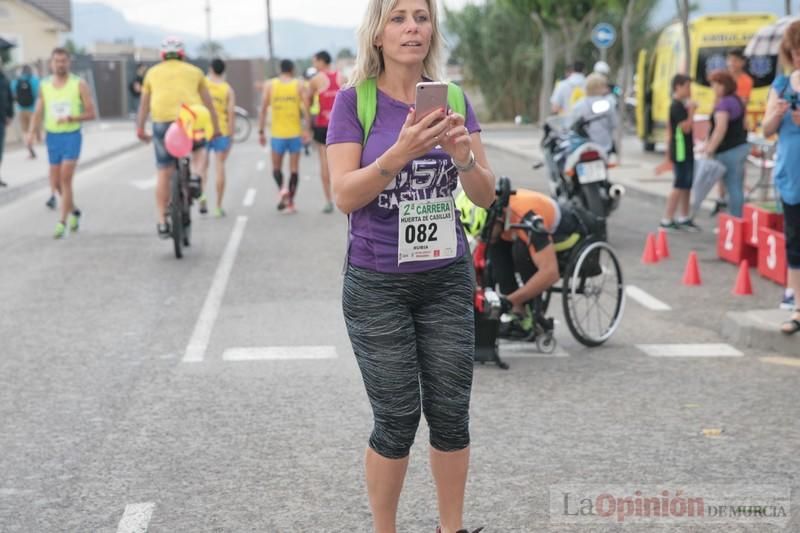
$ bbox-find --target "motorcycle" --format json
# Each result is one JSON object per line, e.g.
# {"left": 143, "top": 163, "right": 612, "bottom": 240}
{"left": 537, "top": 99, "right": 625, "bottom": 224}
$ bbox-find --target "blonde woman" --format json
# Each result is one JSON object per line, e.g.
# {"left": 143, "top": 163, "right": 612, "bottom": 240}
{"left": 326, "top": 1, "right": 494, "bottom": 532}
{"left": 569, "top": 72, "right": 618, "bottom": 155}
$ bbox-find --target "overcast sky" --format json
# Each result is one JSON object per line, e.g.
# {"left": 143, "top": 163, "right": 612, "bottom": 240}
{"left": 76, "top": 0, "right": 482, "bottom": 38}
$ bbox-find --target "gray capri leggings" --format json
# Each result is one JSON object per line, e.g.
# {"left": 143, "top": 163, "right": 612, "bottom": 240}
{"left": 343, "top": 255, "right": 475, "bottom": 459}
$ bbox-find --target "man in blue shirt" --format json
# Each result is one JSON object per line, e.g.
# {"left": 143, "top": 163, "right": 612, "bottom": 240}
{"left": 11, "top": 65, "right": 40, "bottom": 160}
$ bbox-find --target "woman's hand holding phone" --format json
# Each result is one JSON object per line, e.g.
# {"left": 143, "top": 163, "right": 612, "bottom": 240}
{"left": 439, "top": 112, "right": 472, "bottom": 165}
{"left": 388, "top": 107, "right": 451, "bottom": 163}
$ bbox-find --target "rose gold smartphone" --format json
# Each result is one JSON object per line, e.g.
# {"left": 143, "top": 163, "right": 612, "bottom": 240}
{"left": 414, "top": 82, "right": 448, "bottom": 125}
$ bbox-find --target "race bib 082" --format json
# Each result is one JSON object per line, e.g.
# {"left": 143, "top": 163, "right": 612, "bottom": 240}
{"left": 397, "top": 197, "right": 457, "bottom": 264}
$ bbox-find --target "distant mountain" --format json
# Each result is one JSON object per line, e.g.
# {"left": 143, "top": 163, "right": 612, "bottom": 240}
{"left": 71, "top": 3, "right": 358, "bottom": 59}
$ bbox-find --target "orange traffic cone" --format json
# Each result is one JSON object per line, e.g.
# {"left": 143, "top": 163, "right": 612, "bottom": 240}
{"left": 682, "top": 251, "right": 702, "bottom": 285}
{"left": 656, "top": 228, "right": 671, "bottom": 259}
{"left": 642, "top": 233, "right": 660, "bottom": 264}
{"left": 733, "top": 260, "right": 753, "bottom": 296}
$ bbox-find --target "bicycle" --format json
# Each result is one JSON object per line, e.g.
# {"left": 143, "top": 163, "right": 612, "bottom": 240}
{"left": 472, "top": 178, "right": 626, "bottom": 369}
{"left": 169, "top": 157, "right": 192, "bottom": 259}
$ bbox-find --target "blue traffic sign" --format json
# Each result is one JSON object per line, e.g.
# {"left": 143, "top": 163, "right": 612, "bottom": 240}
{"left": 591, "top": 23, "right": 617, "bottom": 49}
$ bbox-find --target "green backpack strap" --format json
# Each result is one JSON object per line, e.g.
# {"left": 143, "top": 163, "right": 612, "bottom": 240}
{"left": 356, "top": 78, "right": 378, "bottom": 145}
{"left": 356, "top": 79, "right": 467, "bottom": 146}
{"left": 447, "top": 82, "right": 466, "bottom": 117}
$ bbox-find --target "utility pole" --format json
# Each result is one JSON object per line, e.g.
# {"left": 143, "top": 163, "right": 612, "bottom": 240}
{"left": 205, "top": 0, "right": 212, "bottom": 59}
{"left": 266, "top": 0, "right": 276, "bottom": 76}
{"left": 786, "top": 0, "right": 792, "bottom": 16}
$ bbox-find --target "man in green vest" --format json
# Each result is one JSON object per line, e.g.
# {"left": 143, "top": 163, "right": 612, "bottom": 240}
{"left": 27, "top": 48, "right": 96, "bottom": 239}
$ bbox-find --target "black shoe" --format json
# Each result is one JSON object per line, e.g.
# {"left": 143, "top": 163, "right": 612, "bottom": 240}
{"left": 0, "top": 178, "right": 7, "bottom": 187}
{"left": 710, "top": 200, "right": 727, "bottom": 217}
{"left": 678, "top": 218, "right": 702, "bottom": 233}
{"left": 157, "top": 222, "right": 170, "bottom": 239}
{"left": 45, "top": 195, "right": 56, "bottom": 210}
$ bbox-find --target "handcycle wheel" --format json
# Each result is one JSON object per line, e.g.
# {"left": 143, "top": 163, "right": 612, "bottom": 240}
{"left": 561, "top": 240, "right": 625, "bottom": 347}
{"left": 170, "top": 168, "right": 184, "bottom": 259}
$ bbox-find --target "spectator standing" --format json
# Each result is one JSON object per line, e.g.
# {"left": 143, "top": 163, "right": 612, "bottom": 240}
{"left": 727, "top": 49, "right": 753, "bottom": 107}
{"left": 11, "top": 64, "right": 38, "bottom": 159}
{"left": 703, "top": 70, "right": 748, "bottom": 218}
{"left": 660, "top": 74, "right": 700, "bottom": 231}
{"left": 762, "top": 20, "right": 800, "bottom": 335}
{"left": 710, "top": 48, "right": 755, "bottom": 214}
{"left": 129, "top": 63, "right": 147, "bottom": 117}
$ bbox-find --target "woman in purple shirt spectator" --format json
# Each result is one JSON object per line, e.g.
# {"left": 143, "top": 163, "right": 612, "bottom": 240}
{"left": 326, "top": 1, "right": 494, "bottom": 532}
{"left": 704, "top": 69, "right": 749, "bottom": 217}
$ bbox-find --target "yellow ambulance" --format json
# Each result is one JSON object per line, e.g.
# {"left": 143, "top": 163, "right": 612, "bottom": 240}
{"left": 636, "top": 13, "right": 777, "bottom": 151}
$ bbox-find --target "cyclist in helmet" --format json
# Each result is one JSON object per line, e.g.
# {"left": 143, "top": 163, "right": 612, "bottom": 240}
{"left": 459, "top": 179, "right": 572, "bottom": 333}
{"left": 136, "top": 36, "right": 221, "bottom": 238}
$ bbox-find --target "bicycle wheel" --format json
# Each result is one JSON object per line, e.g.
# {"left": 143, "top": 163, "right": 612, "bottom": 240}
{"left": 180, "top": 159, "right": 191, "bottom": 248}
{"left": 233, "top": 111, "right": 251, "bottom": 143}
{"left": 561, "top": 240, "right": 625, "bottom": 346}
{"left": 170, "top": 168, "right": 184, "bottom": 259}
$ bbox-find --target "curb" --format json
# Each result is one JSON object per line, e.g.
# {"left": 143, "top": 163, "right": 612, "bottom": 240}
{"left": 482, "top": 139, "right": 670, "bottom": 206}
{"left": 722, "top": 309, "right": 798, "bottom": 355}
{"left": 0, "top": 141, "right": 142, "bottom": 208}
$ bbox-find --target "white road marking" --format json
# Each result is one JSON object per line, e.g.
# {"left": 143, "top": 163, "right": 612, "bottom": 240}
{"left": 223, "top": 346, "right": 338, "bottom": 361}
{"left": 625, "top": 285, "right": 672, "bottom": 311}
{"left": 131, "top": 177, "right": 157, "bottom": 190}
{"left": 760, "top": 356, "right": 800, "bottom": 368}
{"left": 116, "top": 502, "right": 155, "bottom": 533}
{"left": 256, "top": 160, "right": 266, "bottom": 171}
{"left": 242, "top": 188, "right": 257, "bottom": 207}
{"left": 183, "top": 216, "right": 248, "bottom": 363}
{"left": 636, "top": 343, "right": 744, "bottom": 357}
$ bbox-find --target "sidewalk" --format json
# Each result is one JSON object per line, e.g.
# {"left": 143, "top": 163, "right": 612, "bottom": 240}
{"left": 0, "top": 120, "right": 141, "bottom": 206}
{"left": 481, "top": 124, "right": 770, "bottom": 206}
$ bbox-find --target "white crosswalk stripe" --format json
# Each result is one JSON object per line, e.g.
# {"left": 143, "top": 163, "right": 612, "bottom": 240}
{"left": 636, "top": 343, "right": 744, "bottom": 357}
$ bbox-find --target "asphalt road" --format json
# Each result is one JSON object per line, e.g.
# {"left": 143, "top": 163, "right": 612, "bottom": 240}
{"left": 0, "top": 139, "right": 798, "bottom": 532}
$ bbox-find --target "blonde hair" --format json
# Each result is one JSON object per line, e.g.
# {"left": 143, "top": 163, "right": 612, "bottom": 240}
{"left": 348, "top": 0, "right": 443, "bottom": 87}
{"left": 585, "top": 73, "right": 608, "bottom": 97}
{"left": 780, "top": 20, "right": 800, "bottom": 69}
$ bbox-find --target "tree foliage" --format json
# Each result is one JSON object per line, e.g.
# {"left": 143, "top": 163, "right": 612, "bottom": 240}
{"left": 446, "top": 0, "right": 661, "bottom": 121}
{"left": 445, "top": 2, "right": 541, "bottom": 120}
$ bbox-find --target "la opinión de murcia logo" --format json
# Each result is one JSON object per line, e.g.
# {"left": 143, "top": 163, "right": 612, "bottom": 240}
{"left": 553, "top": 487, "right": 790, "bottom": 524}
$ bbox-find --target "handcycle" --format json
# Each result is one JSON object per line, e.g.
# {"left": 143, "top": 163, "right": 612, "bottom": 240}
{"left": 471, "top": 178, "right": 626, "bottom": 369}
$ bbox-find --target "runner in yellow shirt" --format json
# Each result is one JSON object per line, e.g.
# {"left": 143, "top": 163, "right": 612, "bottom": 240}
{"left": 200, "top": 58, "right": 236, "bottom": 217}
{"left": 27, "top": 47, "right": 96, "bottom": 239}
{"left": 258, "top": 59, "right": 311, "bottom": 213}
{"left": 136, "top": 36, "right": 220, "bottom": 238}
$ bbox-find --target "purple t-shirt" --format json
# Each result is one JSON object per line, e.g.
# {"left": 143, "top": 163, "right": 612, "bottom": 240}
{"left": 327, "top": 85, "right": 481, "bottom": 274}
{"left": 714, "top": 95, "right": 744, "bottom": 121}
